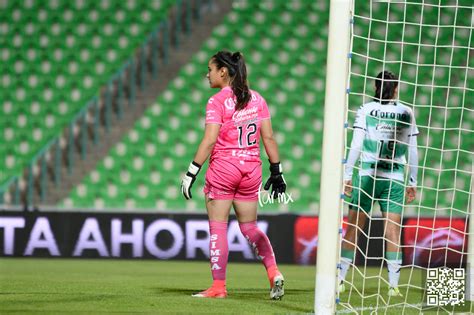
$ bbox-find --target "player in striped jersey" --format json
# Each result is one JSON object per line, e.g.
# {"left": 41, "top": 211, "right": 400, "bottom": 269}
{"left": 338, "top": 71, "right": 419, "bottom": 297}
{"left": 181, "top": 51, "right": 286, "bottom": 299}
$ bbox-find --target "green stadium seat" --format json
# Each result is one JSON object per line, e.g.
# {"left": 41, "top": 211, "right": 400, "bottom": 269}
{"left": 58, "top": 0, "right": 472, "bottom": 214}
{"left": 0, "top": 0, "right": 176, "bottom": 188}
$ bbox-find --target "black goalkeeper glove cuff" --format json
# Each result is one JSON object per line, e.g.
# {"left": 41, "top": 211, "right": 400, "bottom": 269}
{"left": 269, "top": 161, "right": 283, "bottom": 176}
{"left": 264, "top": 161, "right": 287, "bottom": 199}
{"left": 181, "top": 161, "right": 201, "bottom": 200}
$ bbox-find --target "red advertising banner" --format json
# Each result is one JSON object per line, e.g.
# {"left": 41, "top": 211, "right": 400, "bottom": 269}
{"left": 294, "top": 216, "right": 319, "bottom": 264}
{"left": 294, "top": 216, "right": 349, "bottom": 265}
{"left": 403, "top": 218, "right": 468, "bottom": 267}
{"left": 294, "top": 216, "right": 469, "bottom": 267}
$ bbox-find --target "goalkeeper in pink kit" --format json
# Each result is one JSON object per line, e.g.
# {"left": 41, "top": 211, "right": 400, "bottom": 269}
{"left": 181, "top": 51, "right": 286, "bottom": 299}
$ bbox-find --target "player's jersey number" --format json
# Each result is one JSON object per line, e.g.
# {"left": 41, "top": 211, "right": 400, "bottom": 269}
{"left": 238, "top": 123, "right": 257, "bottom": 148}
{"left": 378, "top": 140, "right": 396, "bottom": 159}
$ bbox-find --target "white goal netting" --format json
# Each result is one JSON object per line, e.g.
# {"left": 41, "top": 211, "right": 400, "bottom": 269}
{"left": 339, "top": 0, "right": 473, "bottom": 313}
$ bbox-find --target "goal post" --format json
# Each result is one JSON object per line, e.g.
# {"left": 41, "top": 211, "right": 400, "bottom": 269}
{"left": 314, "top": 0, "right": 352, "bottom": 314}
{"left": 316, "top": 0, "right": 473, "bottom": 313}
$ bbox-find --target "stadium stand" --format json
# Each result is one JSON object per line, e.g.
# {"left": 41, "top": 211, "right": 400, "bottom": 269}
{"left": 0, "top": 0, "right": 212, "bottom": 207}
{"left": 62, "top": 0, "right": 471, "bottom": 214}
{"left": 1, "top": 0, "right": 174, "bottom": 185}
{"left": 1, "top": 0, "right": 470, "bottom": 215}
{"left": 61, "top": 1, "right": 329, "bottom": 212}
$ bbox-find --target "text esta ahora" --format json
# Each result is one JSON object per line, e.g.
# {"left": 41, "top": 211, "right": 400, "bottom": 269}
{"left": 0, "top": 217, "right": 268, "bottom": 259}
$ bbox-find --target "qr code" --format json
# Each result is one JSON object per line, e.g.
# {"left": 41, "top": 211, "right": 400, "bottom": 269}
{"left": 426, "top": 267, "right": 465, "bottom": 306}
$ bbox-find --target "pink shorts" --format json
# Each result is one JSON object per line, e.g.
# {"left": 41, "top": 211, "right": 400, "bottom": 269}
{"left": 203, "top": 158, "right": 262, "bottom": 201}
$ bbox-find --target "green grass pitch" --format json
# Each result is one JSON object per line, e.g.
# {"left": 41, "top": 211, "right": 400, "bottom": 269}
{"left": 1, "top": 259, "right": 472, "bottom": 314}
{"left": 337, "top": 266, "right": 472, "bottom": 314}
{"left": 0, "top": 258, "right": 315, "bottom": 314}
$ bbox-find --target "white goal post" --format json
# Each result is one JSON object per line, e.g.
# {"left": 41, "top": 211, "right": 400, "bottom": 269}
{"left": 315, "top": 0, "right": 473, "bottom": 314}
{"left": 314, "top": 0, "right": 351, "bottom": 314}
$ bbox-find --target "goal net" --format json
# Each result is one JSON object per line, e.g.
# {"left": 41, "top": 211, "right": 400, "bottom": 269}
{"left": 337, "top": 0, "right": 473, "bottom": 314}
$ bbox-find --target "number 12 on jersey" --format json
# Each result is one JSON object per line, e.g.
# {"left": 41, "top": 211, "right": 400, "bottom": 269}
{"left": 238, "top": 123, "right": 257, "bottom": 148}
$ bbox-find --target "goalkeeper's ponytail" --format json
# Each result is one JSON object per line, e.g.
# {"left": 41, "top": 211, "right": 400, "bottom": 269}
{"left": 211, "top": 51, "right": 251, "bottom": 111}
{"left": 374, "top": 70, "right": 398, "bottom": 105}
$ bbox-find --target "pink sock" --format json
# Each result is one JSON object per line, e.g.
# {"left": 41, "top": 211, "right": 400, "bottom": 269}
{"left": 209, "top": 221, "right": 229, "bottom": 283}
{"left": 239, "top": 221, "right": 277, "bottom": 270}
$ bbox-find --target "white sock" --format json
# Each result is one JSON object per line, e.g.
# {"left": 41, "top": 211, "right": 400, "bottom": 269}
{"left": 339, "top": 257, "right": 352, "bottom": 283}
{"left": 387, "top": 259, "right": 402, "bottom": 288}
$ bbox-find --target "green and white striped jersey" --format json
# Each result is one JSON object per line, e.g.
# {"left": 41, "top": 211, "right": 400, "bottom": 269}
{"left": 347, "top": 101, "right": 419, "bottom": 182}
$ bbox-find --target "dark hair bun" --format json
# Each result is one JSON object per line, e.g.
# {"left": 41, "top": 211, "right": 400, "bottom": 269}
{"left": 231, "top": 51, "right": 241, "bottom": 62}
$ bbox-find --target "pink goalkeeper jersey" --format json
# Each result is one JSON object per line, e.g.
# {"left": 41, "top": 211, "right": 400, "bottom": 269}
{"left": 205, "top": 86, "right": 270, "bottom": 162}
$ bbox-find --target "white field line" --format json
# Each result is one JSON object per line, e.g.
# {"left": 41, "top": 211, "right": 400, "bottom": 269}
{"left": 336, "top": 302, "right": 425, "bottom": 314}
